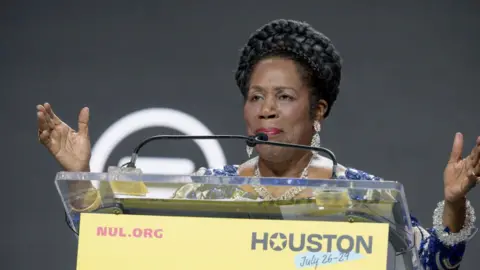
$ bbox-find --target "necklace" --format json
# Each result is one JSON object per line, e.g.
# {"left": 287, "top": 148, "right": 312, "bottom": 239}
{"left": 253, "top": 154, "right": 315, "bottom": 200}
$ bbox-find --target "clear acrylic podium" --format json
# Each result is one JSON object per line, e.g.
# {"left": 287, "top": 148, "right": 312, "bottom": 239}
{"left": 55, "top": 168, "right": 423, "bottom": 270}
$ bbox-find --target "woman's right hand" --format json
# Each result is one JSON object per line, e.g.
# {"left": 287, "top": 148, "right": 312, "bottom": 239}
{"left": 37, "top": 103, "right": 91, "bottom": 172}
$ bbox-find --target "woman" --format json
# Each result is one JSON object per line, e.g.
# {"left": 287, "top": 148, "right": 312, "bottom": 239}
{"left": 37, "top": 19, "right": 478, "bottom": 269}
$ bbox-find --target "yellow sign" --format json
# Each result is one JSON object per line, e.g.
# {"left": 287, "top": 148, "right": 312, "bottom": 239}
{"left": 77, "top": 213, "right": 389, "bottom": 270}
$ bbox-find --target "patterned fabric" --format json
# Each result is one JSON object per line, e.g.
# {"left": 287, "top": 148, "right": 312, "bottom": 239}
{"left": 172, "top": 164, "right": 472, "bottom": 270}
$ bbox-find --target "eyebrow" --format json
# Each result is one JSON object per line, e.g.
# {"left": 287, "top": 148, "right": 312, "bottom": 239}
{"left": 249, "top": 85, "right": 297, "bottom": 92}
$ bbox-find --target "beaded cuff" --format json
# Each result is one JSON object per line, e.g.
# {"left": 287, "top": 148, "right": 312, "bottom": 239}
{"left": 432, "top": 200, "right": 477, "bottom": 247}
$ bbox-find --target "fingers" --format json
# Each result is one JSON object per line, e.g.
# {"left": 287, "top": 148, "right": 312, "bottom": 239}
{"left": 37, "top": 104, "right": 51, "bottom": 146}
{"left": 472, "top": 136, "right": 480, "bottom": 163}
{"left": 36, "top": 104, "right": 46, "bottom": 113}
{"left": 44, "top": 102, "right": 61, "bottom": 125}
{"left": 463, "top": 136, "right": 480, "bottom": 192}
{"left": 37, "top": 103, "right": 55, "bottom": 129}
{"left": 78, "top": 107, "right": 89, "bottom": 136}
{"left": 37, "top": 106, "right": 49, "bottom": 133}
{"left": 469, "top": 136, "right": 480, "bottom": 174}
{"left": 38, "top": 129, "right": 51, "bottom": 147}
{"left": 449, "top": 132, "right": 464, "bottom": 163}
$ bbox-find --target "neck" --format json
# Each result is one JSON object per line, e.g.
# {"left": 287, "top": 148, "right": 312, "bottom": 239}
{"left": 257, "top": 151, "right": 313, "bottom": 178}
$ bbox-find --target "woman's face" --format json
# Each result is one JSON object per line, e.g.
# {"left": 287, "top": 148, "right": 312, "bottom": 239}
{"left": 243, "top": 57, "right": 326, "bottom": 161}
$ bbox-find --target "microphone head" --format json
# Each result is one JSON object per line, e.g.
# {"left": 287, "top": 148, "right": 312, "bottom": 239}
{"left": 255, "top": 132, "right": 269, "bottom": 141}
{"left": 246, "top": 132, "right": 269, "bottom": 147}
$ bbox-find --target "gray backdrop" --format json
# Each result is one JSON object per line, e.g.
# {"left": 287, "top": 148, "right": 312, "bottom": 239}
{"left": 2, "top": 0, "right": 479, "bottom": 269}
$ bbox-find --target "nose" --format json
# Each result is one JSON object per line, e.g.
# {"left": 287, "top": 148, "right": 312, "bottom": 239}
{"left": 259, "top": 97, "right": 278, "bottom": 119}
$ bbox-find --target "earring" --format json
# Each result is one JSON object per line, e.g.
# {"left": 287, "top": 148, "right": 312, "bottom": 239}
{"left": 311, "top": 121, "right": 321, "bottom": 150}
{"left": 246, "top": 145, "right": 253, "bottom": 158}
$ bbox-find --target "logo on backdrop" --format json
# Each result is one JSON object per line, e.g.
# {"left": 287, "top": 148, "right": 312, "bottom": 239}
{"left": 89, "top": 108, "right": 227, "bottom": 174}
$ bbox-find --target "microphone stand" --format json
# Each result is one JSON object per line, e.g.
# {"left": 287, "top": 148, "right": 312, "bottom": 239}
{"left": 124, "top": 133, "right": 337, "bottom": 177}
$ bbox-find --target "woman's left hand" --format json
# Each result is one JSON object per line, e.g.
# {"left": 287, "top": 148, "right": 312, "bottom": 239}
{"left": 444, "top": 132, "right": 480, "bottom": 203}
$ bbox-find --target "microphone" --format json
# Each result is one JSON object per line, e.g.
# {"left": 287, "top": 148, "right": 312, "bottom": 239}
{"left": 124, "top": 133, "right": 337, "bottom": 177}
{"left": 248, "top": 133, "right": 337, "bottom": 177}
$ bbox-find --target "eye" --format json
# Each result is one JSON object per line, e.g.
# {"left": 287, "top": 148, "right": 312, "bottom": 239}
{"left": 249, "top": 95, "right": 262, "bottom": 101}
{"left": 279, "top": 94, "right": 293, "bottom": 101}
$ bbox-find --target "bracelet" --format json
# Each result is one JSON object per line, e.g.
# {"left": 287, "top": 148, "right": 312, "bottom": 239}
{"left": 432, "top": 200, "right": 476, "bottom": 246}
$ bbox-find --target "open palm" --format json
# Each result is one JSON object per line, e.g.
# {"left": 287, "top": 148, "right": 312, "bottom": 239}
{"left": 444, "top": 132, "right": 480, "bottom": 203}
{"left": 37, "top": 103, "right": 91, "bottom": 172}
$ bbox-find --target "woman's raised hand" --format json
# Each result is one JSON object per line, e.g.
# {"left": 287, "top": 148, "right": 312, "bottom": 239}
{"left": 37, "top": 103, "right": 91, "bottom": 172}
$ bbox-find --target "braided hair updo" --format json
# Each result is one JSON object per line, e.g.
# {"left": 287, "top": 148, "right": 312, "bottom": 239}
{"left": 235, "top": 19, "right": 342, "bottom": 118}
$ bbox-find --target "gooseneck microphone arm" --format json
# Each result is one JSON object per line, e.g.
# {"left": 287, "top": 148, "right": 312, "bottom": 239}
{"left": 125, "top": 133, "right": 337, "bottom": 177}
{"left": 126, "top": 135, "right": 253, "bottom": 167}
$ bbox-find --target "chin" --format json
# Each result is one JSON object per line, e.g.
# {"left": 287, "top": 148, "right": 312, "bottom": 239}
{"left": 256, "top": 145, "right": 293, "bottom": 162}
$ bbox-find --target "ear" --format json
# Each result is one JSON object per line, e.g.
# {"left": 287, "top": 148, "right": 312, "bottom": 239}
{"left": 314, "top": 100, "right": 328, "bottom": 121}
